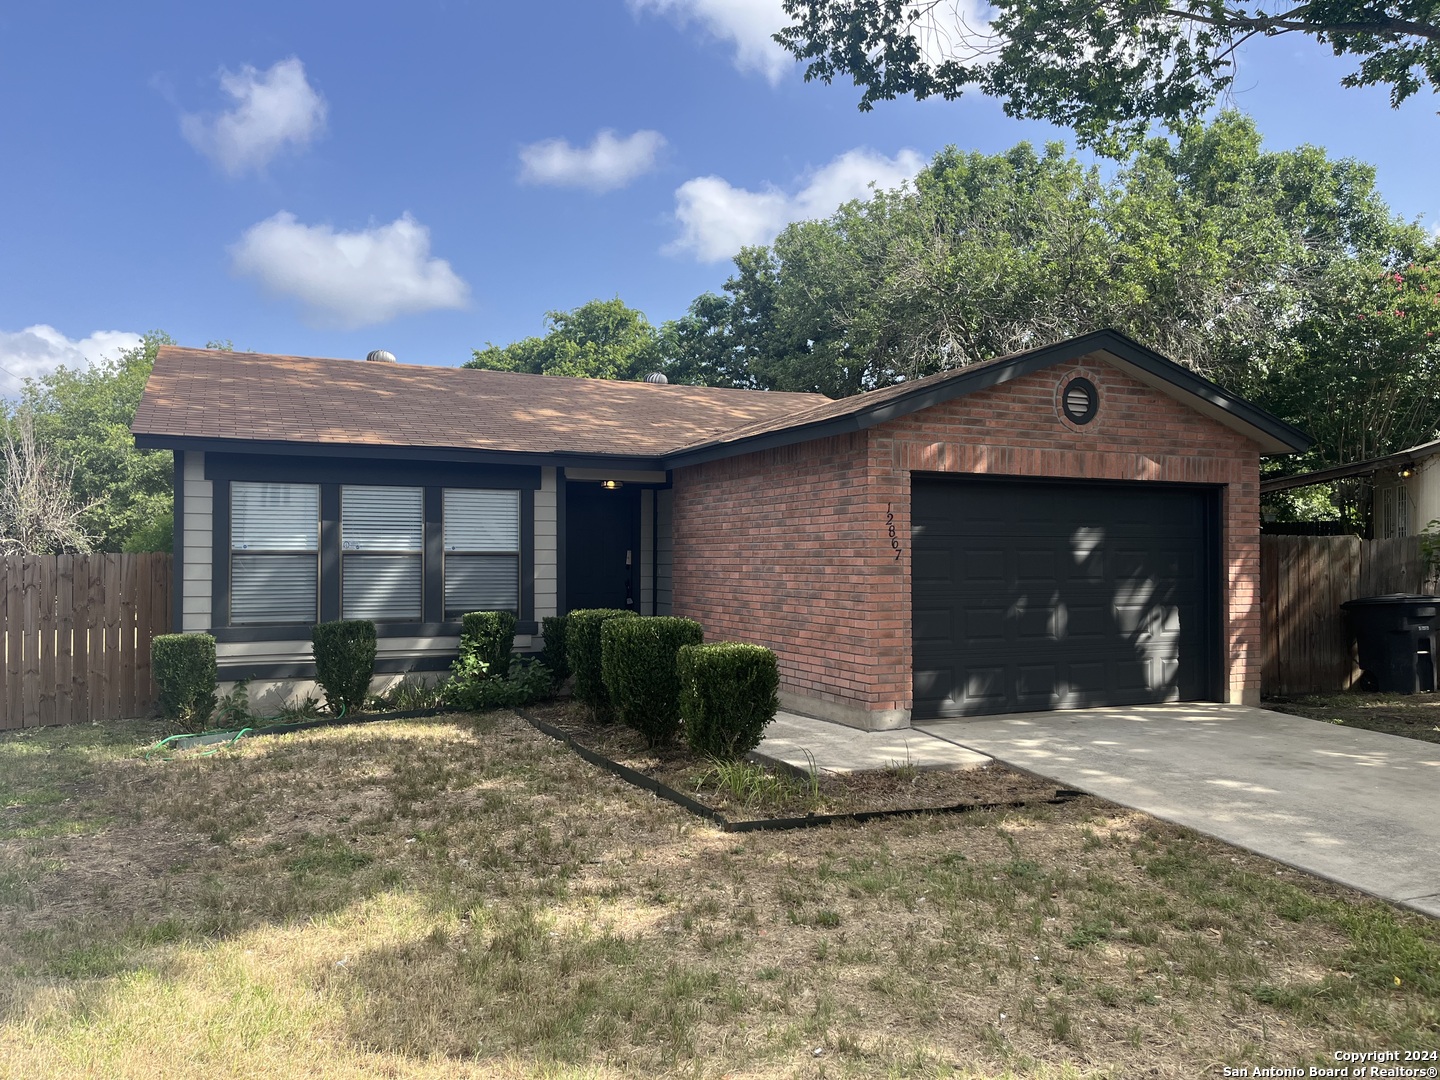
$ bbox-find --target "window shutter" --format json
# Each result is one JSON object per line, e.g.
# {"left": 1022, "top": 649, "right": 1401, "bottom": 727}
{"left": 231, "top": 554, "right": 319, "bottom": 624}
{"left": 445, "top": 555, "right": 519, "bottom": 615}
{"left": 342, "top": 554, "right": 423, "bottom": 621}
{"left": 342, "top": 487, "right": 424, "bottom": 551}
{"left": 341, "top": 486, "right": 424, "bottom": 622}
{"left": 229, "top": 483, "right": 319, "bottom": 624}
{"left": 232, "top": 483, "right": 318, "bottom": 550}
{"left": 444, "top": 490, "right": 520, "bottom": 551}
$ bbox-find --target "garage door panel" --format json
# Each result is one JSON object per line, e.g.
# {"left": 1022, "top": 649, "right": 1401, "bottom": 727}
{"left": 960, "top": 666, "right": 1008, "bottom": 706}
{"left": 960, "top": 547, "right": 1007, "bottom": 584}
{"left": 913, "top": 606, "right": 953, "bottom": 645}
{"left": 912, "top": 477, "right": 1216, "bottom": 718}
{"left": 1014, "top": 603, "right": 1059, "bottom": 640}
{"left": 913, "top": 547, "right": 953, "bottom": 586}
{"left": 961, "top": 606, "right": 1007, "bottom": 645}
{"left": 1016, "top": 548, "right": 1060, "bottom": 583}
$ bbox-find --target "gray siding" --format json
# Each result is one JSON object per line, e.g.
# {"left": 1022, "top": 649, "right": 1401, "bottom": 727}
{"left": 181, "top": 451, "right": 213, "bottom": 631}
{"left": 534, "top": 467, "right": 558, "bottom": 619}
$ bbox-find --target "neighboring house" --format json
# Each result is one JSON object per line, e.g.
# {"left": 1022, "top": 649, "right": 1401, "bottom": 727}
{"left": 131, "top": 329, "right": 1310, "bottom": 729}
{"left": 1260, "top": 437, "right": 1440, "bottom": 539}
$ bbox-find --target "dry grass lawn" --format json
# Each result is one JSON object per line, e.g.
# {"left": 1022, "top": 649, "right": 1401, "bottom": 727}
{"left": 1, "top": 711, "right": 1437, "bottom": 1079}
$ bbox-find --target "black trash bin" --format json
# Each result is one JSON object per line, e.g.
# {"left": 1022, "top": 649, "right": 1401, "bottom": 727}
{"left": 1341, "top": 594, "right": 1440, "bottom": 693}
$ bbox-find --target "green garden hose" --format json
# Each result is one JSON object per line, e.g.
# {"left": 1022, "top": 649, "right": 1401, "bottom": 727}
{"left": 144, "top": 703, "right": 346, "bottom": 761}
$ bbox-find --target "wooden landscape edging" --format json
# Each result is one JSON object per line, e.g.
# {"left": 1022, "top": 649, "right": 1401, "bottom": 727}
{"left": 519, "top": 711, "right": 1082, "bottom": 833}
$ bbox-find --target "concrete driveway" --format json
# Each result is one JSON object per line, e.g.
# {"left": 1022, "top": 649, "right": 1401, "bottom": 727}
{"left": 916, "top": 704, "right": 1440, "bottom": 918}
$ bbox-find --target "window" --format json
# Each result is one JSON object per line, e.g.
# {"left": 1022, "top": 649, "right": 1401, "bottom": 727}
{"left": 342, "top": 486, "right": 423, "bottom": 621}
{"left": 1376, "top": 483, "right": 1411, "bottom": 539}
{"left": 444, "top": 489, "right": 520, "bottom": 617}
{"left": 230, "top": 482, "right": 319, "bottom": 624}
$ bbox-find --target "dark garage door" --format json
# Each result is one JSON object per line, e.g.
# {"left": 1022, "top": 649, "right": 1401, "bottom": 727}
{"left": 912, "top": 476, "right": 1218, "bottom": 719}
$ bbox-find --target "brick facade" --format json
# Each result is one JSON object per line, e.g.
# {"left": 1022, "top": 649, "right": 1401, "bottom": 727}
{"left": 671, "top": 355, "right": 1261, "bottom": 728}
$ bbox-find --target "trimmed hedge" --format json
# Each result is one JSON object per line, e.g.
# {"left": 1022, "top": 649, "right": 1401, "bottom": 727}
{"left": 311, "top": 620, "right": 377, "bottom": 716}
{"left": 601, "top": 616, "right": 704, "bottom": 745}
{"left": 566, "top": 608, "right": 639, "bottom": 721}
{"left": 677, "top": 642, "right": 780, "bottom": 759}
{"left": 460, "top": 610, "right": 517, "bottom": 680}
{"left": 152, "top": 633, "right": 217, "bottom": 732}
{"left": 539, "top": 614, "right": 570, "bottom": 682}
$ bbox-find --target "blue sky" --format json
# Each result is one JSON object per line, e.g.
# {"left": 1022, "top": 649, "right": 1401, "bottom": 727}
{"left": 0, "top": 1, "right": 1436, "bottom": 393}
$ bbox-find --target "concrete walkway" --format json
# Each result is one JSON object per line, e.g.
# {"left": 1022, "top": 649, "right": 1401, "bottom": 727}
{"left": 754, "top": 711, "right": 989, "bottom": 775}
{"left": 917, "top": 704, "right": 1440, "bottom": 918}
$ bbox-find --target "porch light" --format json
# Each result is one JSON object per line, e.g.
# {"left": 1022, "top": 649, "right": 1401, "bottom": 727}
{"left": 601, "top": 480, "right": 622, "bottom": 490}
{"left": 1401, "top": 468, "right": 1414, "bottom": 479}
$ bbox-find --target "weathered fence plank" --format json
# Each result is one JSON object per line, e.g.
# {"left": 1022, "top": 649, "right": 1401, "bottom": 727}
{"left": 0, "top": 553, "right": 173, "bottom": 729}
{"left": 1261, "top": 534, "right": 1439, "bottom": 696}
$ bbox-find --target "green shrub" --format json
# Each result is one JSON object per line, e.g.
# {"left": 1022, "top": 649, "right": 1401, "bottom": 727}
{"left": 678, "top": 643, "right": 780, "bottom": 759}
{"left": 311, "top": 620, "right": 377, "bottom": 716}
{"left": 460, "top": 611, "right": 517, "bottom": 680}
{"left": 602, "top": 616, "right": 705, "bottom": 745}
{"left": 152, "top": 633, "right": 218, "bottom": 732}
{"left": 441, "top": 656, "right": 552, "bottom": 711}
{"left": 565, "top": 608, "right": 639, "bottom": 721}
{"left": 540, "top": 614, "right": 570, "bottom": 682}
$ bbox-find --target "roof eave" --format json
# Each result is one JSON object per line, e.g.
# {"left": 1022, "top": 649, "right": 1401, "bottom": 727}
{"left": 133, "top": 433, "right": 670, "bottom": 473}
{"left": 1260, "top": 438, "right": 1440, "bottom": 494}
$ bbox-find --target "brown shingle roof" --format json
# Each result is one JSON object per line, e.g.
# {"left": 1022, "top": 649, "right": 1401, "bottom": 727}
{"left": 131, "top": 347, "right": 831, "bottom": 459}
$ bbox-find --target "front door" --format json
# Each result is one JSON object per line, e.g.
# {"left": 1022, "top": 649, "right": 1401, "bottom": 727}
{"left": 565, "top": 481, "right": 640, "bottom": 612}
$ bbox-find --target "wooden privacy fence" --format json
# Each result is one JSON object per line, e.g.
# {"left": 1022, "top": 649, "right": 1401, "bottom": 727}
{"left": 1261, "top": 535, "right": 1438, "bottom": 697}
{"left": 0, "top": 553, "right": 172, "bottom": 730}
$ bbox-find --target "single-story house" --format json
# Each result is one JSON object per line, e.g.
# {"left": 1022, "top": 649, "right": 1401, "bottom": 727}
{"left": 131, "top": 329, "right": 1310, "bottom": 729}
{"left": 1261, "top": 436, "right": 1440, "bottom": 539}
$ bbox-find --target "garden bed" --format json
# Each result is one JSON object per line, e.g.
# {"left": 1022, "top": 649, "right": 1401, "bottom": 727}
{"left": 522, "top": 700, "right": 1069, "bottom": 825}
{"left": 1266, "top": 690, "right": 1440, "bottom": 744}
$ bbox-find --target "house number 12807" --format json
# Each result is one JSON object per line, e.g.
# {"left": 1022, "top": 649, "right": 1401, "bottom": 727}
{"left": 886, "top": 503, "right": 902, "bottom": 561}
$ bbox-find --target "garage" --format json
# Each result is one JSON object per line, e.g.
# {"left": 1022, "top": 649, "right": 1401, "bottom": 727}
{"left": 912, "top": 475, "right": 1221, "bottom": 719}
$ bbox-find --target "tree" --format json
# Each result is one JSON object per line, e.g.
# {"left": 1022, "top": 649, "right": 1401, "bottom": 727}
{"left": 0, "top": 408, "right": 95, "bottom": 555}
{"left": 467, "top": 299, "right": 665, "bottom": 381}
{"left": 707, "top": 114, "right": 1432, "bottom": 473}
{"left": 16, "top": 332, "right": 175, "bottom": 551}
{"left": 776, "top": 0, "right": 1440, "bottom": 151}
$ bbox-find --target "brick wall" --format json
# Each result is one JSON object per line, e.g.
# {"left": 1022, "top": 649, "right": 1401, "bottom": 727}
{"left": 671, "top": 353, "right": 1263, "bottom": 725}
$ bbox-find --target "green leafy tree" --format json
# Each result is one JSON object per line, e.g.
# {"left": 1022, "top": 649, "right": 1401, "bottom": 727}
{"left": 777, "top": 0, "right": 1440, "bottom": 151}
{"left": 14, "top": 332, "right": 175, "bottom": 551}
{"left": 467, "top": 298, "right": 664, "bottom": 381}
{"left": 1264, "top": 251, "right": 1440, "bottom": 519}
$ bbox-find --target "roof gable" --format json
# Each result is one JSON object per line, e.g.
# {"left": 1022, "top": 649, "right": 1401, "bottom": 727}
{"left": 663, "top": 330, "right": 1311, "bottom": 466}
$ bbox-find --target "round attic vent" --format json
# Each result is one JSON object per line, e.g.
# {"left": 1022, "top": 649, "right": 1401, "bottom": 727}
{"left": 366, "top": 349, "right": 397, "bottom": 363}
{"left": 1062, "top": 377, "right": 1098, "bottom": 425}
{"left": 644, "top": 372, "right": 669, "bottom": 384}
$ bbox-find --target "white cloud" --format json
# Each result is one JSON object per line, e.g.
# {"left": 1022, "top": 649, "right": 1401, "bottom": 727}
{"left": 0, "top": 326, "right": 143, "bottom": 396}
{"left": 181, "top": 57, "right": 327, "bottom": 176}
{"left": 669, "top": 148, "right": 925, "bottom": 262}
{"left": 630, "top": 0, "right": 792, "bottom": 82}
{"left": 229, "top": 212, "right": 470, "bottom": 328}
{"left": 518, "top": 129, "right": 667, "bottom": 192}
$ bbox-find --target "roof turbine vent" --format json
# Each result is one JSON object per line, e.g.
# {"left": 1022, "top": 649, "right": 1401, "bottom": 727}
{"left": 644, "top": 371, "right": 669, "bottom": 384}
{"left": 366, "top": 349, "right": 397, "bottom": 363}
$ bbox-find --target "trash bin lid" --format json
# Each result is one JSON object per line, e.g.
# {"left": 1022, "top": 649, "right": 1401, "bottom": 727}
{"left": 1342, "top": 594, "right": 1440, "bottom": 608}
